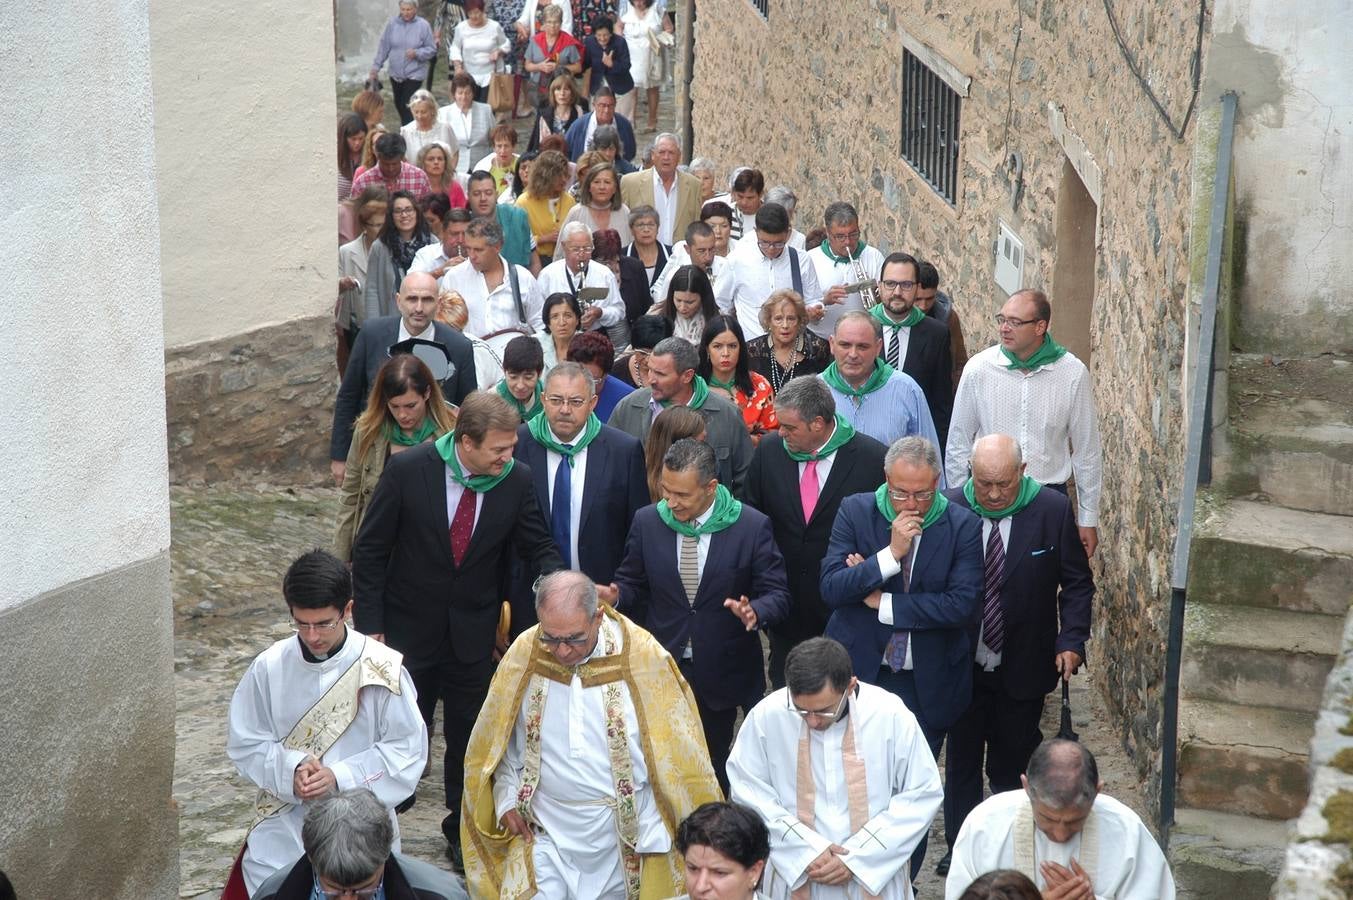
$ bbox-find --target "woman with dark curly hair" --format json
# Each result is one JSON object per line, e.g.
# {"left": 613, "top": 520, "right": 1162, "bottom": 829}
{"left": 363, "top": 190, "right": 436, "bottom": 320}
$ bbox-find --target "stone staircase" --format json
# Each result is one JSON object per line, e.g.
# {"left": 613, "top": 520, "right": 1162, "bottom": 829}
{"left": 1172, "top": 352, "right": 1353, "bottom": 897}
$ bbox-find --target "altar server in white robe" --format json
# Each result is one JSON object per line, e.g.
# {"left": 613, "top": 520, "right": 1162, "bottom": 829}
{"left": 944, "top": 739, "right": 1175, "bottom": 900}
{"left": 727, "top": 637, "right": 943, "bottom": 900}
{"left": 225, "top": 550, "right": 427, "bottom": 895}
{"left": 536, "top": 221, "right": 626, "bottom": 334}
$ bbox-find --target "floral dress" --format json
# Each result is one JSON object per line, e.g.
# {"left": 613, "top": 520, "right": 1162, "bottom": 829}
{"left": 571, "top": 0, "right": 620, "bottom": 38}
{"left": 489, "top": 0, "right": 530, "bottom": 71}
{"left": 711, "top": 371, "right": 779, "bottom": 437}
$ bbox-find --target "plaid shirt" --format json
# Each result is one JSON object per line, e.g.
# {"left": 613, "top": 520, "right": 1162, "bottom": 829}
{"left": 349, "top": 162, "right": 432, "bottom": 200}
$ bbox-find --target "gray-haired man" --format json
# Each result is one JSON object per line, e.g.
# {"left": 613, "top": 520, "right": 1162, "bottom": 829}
{"left": 439, "top": 216, "right": 544, "bottom": 338}
{"left": 620, "top": 132, "right": 703, "bottom": 245}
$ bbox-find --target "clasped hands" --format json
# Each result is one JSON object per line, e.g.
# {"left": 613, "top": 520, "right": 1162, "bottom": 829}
{"left": 293, "top": 755, "right": 337, "bottom": 801}
{"left": 806, "top": 843, "right": 853, "bottom": 886}
{"left": 1041, "top": 858, "right": 1094, "bottom": 899}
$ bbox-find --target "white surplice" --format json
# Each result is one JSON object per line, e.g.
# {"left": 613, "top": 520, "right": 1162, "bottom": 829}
{"left": 491, "top": 616, "right": 669, "bottom": 899}
{"left": 944, "top": 789, "right": 1175, "bottom": 900}
{"left": 727, "top": 683, "right": 942, "bottom": 900}
{"left": 226, "top": 630, "right": 427, "bottom": 894}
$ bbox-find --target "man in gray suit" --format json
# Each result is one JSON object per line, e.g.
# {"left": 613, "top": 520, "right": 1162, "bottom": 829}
{"left": 607, "top": 337, "right": 753, "bottom": 495}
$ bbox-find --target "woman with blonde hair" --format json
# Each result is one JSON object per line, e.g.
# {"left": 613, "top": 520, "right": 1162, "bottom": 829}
{"left": 643, "top": 405, "right": 706, "bottom": 501}
{"left": 528, "top": 73, "right": 586, "bottom": 152}
{"left": 416, "top": 141, "right": 467, "bottom": 208}
{"left": 745, "top": 288, "right": 832, "bottom": 395}
{"left": 351, "top": 89, "right": 387, "bottom": 129}
{"left": 353, "top": 123, "right": 389, "bottom": 181}
{"left": 335, "top": 354, "right": 456, "bottom": 561}
{"left": 400, "top": 88, "right": 456, "bottom": 161}
{"left": 515, "top": 149, "right": 575, "bottom": 263}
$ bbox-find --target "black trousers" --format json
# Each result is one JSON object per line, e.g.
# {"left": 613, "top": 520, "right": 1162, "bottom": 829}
{"left": 875, "top": 666, "right": 947, "bottom": 881}
{"left": 943, "top": 665, "right": 1045, "bottom": 846}
{"left": 391, "top": 77, "right": 423, "bottom": 125}
{"left": 678, "top": 658, "right": 747, "bottom": 797}
{"left": 408, "top": 654, "right": 495, "bottom": 820}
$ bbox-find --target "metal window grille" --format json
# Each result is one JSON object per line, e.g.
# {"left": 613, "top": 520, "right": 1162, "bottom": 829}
{"left": 749, "top": 0, "right": 768, "bottom": 18}
{"left": 900, "top": 49, "right": 961, "bottom": 205}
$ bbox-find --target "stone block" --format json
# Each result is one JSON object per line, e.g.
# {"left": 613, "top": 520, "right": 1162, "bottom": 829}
{"left": 1177, "top": 740, "right": 1309, "bottom": 819}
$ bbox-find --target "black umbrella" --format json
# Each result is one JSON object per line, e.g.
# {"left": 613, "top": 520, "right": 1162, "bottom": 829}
{"left": 1057, "top": 678, "right": 1079, "bottom": 741}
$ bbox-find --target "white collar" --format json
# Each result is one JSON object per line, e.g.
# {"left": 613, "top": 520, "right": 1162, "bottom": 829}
{"left": 398, "top": 319, "right": 436, "bottom": 342}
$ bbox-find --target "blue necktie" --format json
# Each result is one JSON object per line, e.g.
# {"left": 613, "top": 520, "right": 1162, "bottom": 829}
{"left": 551, "top": 445, "right": 574, "bottom": 568}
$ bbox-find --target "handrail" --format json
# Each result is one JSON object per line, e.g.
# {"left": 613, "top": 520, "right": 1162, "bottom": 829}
{"left": 1159, "top": 90, "right": 1238, "bottom": 841}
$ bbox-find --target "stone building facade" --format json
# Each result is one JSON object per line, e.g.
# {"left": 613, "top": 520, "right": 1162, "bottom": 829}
{"left": 688, "top": 0, "right": 1212, "bottom": 808}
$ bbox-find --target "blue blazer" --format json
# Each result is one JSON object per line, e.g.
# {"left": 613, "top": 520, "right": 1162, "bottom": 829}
{"left": 614, "top": 505, "right": 790, "bottom": 710}
{"left": 819, "top": 493, "right": 983, "bottom": 730}
{"left": 508, "top": 423, "right": 649, "bottom": 635}
{"left": 564, "top": 111, "right": 638, "bottom": 162}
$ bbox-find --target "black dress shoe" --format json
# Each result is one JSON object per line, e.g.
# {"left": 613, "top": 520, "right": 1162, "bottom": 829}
{"left": 935, "top": 848, "right": 952, "bottom": 876}
{"left": 442, "top": 813, "right": 463, "bottom": 870}
{"left": 394, "top": 793, "right": 416, "bottom": 814}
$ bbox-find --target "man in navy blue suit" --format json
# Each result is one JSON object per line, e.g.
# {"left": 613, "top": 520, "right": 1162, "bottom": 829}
{"left": 939, "top": 433, "right": 1093, "bottom": 872}
{"left": 602, "top": 438, "right": 790, "bottom": 791}
{"left": 510, "top": 362, "right": 649, "bottom": 636}
{"left": 819, "top": 434, "right": 982, "bottom": 877}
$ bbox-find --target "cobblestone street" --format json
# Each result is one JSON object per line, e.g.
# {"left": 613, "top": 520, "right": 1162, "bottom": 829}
{"left": 172, "top": 482, "right": 1152, "bottom": 898}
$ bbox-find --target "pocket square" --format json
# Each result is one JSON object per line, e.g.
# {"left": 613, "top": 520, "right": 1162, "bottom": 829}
{"left": 1031, "top": 547, "right": 1053, "bottom": 556}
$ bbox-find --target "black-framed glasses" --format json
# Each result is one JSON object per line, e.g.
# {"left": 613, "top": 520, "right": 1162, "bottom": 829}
{"left": 757, "top": 239, "right": 788, "bottom": 251}
{"left": 993, "top": 315, "right": 1040, "bottom": 328}
{"left": 881, "top": 279, "right": 916, "bottom": 290}
{"left": 538, "top": 632, "right": 592, "bottom": 648}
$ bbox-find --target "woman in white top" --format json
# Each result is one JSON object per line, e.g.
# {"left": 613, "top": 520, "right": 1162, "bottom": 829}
{"left": 439, "top": 72, "right": 494, "bottom": 175}
{"left": 619, "top": 0, "right": 672, "bottom": 133}
{"left": 449, "top": 0, "right": 509, "bottom": 100}
{"left": 400, "top": 89, "right": 457, "bottom": 162}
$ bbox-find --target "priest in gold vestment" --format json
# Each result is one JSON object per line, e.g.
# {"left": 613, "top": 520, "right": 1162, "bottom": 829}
{"left": 462, "top": 570, "right": 723, "bottom": 899}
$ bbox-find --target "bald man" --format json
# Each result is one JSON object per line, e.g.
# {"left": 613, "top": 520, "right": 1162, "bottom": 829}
{"left": 936, "top": 434, "right": 1094, "bottom": 874}
{"left": 329, "top": 271, "right": 478, "bottom": 485}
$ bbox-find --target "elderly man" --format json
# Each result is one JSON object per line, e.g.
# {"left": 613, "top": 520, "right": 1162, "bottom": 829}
{"left": 620, "top": 132, "right": 703, "bottom": 246}
{"left": 466, "top": 170, "right": 538, "bottom": 273}
{"left": 224, "top": 551, "right": 427, "bottom": 897}
{"left": 329, "top": 271, "right": 477, "bottom": 486}
{"left": 946, "top": 289, "right": 1102, "bottom": 558}
{"left": 937, "top": 434, "right": 1093, "bottom": 875}
{"left": 462, "top": 570, "right": 722, "bottom": 899}
{"left": 945, "top": 740, "right": 1175, "bottom": 899}
{"left": 350, "top": 132, "right": 432, "bottom": 198}
{"left": 651, "top": 220, "right": 728, "bottom": 304}
{"left": 352, "top": 390, "right": 564, "bottom": 864}
{"left": 440, "top": 217, "right": 544, "bottom": 338}
{"left": 715, "top": 202, "right": 822, "bottom": 340}
{"left": 564, "top": 86, "right": 637, "bottom": 161}
{"left": 728, "top": 637, "right": 943, "bottom": 900}
{"left": 537, "top": 222, "right": 626, "bottom": 333}
{"left": 744, "top": 375, "right": 888, "bottom": 688}
{"left": 605, "top": 438, "right": 790, "bottom": 790}
{"left": 819, "top": 435, "right": 983, "bottom": 879}
{"left": 821, "top": 311, "right": 941, "bottom": 464}
{"left": 510, "top": 362, "right": 648, "bottom": 633}
{"left": 807, "top": 201, "right": 887, "bottom": 339}
{"left": 869, "top": 252, "right": 953, "bottom": 442}
{"left": 608, "top": 336, "right": 754, "bottom": 494}
{"left": 253, "top": 789, "right": 467, "bottom": 900}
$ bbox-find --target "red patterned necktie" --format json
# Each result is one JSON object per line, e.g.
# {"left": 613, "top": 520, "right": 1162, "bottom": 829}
{"left": 450, "top": 487, "right": 476, "bottom": 565}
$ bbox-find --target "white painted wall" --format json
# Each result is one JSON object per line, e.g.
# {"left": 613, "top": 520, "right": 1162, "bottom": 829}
{"left": 0, "top": 3, "right": 171, "bottom": 610}
{"left": 150, "top": 0, "right": 337, "bottom": 349}
{"left": 1206, "top": 0, "right": 1353, "bottom": 354}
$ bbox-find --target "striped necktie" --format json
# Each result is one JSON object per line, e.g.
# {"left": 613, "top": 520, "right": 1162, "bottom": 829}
{"left": 679, "top": 534, "right": 700, "bottom": 603}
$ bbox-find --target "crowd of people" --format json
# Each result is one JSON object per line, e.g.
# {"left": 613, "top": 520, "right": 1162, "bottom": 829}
{"left": 215, "top": 2, "right": 1174, "bottom": 898}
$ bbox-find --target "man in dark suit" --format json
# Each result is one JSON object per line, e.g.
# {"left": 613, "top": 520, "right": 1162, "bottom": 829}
{"left": 871, "top": 253, "right": 953, "bottom": 442}
{"left": 602, "top": 438, "right": 790, "bottom": 790}
{"left": 509, "top": 362, "right": 648, "bottom": 636}
{"left": 819, "top": 434, "right": 982, "bottom": 878}
{"left": 351, "top": 390, "right": 563, "bottom": 862}
{"left": 744, "top": 375, "right": 887, "bottom": 689}
{"left": 939, "top": 433, "right": 1093, "bottom": 872}
{"left": 329, "top": 271, "right": 477, "bottom": 485}
{"left": 563, "top": 87, "right": 636, "bottom": 161}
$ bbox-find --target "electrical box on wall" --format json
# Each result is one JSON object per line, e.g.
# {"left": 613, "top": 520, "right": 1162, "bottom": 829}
{"left": 994, "top": 221, "right": 1024, "bottom": 296}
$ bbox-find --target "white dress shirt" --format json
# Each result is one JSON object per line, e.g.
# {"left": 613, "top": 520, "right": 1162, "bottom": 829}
{"left": 806, "top": 242, "right": 887, "bottom": 338}
{"left": 974, "top": 517, "right": 1011, "bottom": 671}
{"left": 650, "top": 241, "right": 729, "bottom": 305}
{"left": 714, "top": 240, "right": 823, "bottom": 341}
{"left": 945, "top": 344, "right": 1102, "bottom": 527}
{"left": 875, "top": 537, "right": 921, "bottom": 670}
{"left": 536, "top": 259, "right": 624, "bottom": 327}
{"left": 444, "top": 445, "right": 485, "bottom": 533}
{"left": 544, "top": 424, "right": 588, "bottom": 570}
{"left": 440, "top": 256, "right": 544, "bottom": 338}
{"left": 398, "top": 319, "right": 436, "bottom": 343}
{"left": 651, "top": 169, "right": 680, "bottom": 245}
{"left": 796, "top": 422, "right": 841, "bottom": 497}
{"left": 410, "top": 241, "right": 463, "bottom": 275}
{"left": 675, "top": 503, "right": 715, "bottom": 659}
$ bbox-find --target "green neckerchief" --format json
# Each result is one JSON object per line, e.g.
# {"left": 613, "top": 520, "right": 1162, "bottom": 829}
{"left": 869, "top": 302, "right": 925, "bottom": 330}
{"left": 819, "top": 240, "right": 865, "bottom": 265}
{"left": 383, "top": 417, "right": 438, "bottom": 447}
{"left": 657, "top": 483, "right": 742, "bottom": 536}
{"left": 821, "top": 359, "right": 894, "bottom": 400}
{"left": 874, "top": 484, "right": 950, "bottom": 530}
{"left": 963, "top": 475, "right": 1041, "bottom": 519}
{"left": 434, "top": 431, "right": 516, "bottom": 492}
{"left": 660, "top": 375, "right": 710, "bottom": 410}
{"left": 497, "top": 378, "right": 543, "bottom": 421}
{"left": 527, "top": 412, "right": 602, "bottom": 466}
{"left": 783, "top": 414, "right": 856, "bottom": 462}
{"left": 707, "top": 373, "right": 738, "bottom": 393}
{"left": 1001, "top": 334, "right": 1068, "bottom": 371}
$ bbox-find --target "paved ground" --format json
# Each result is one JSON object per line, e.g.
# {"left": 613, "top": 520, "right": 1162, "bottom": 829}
{"left": 171, "top": 482, "right": 1150, "bottom": 898}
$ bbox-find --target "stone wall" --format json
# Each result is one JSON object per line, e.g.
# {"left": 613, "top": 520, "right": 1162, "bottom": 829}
{"left": 690, "top": 0, "right": 1210, "bottom": 811}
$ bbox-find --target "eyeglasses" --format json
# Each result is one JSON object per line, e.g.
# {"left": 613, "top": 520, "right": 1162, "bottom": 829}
{"left": 316, "top": 881, "right": 383, "bottom": 900}
{"left": 887, "top": 489, "right": 936, "bottom": 503}
{"left": 993, "top": 315, "right": 1041, "bottom": 328}
{"left": 633, "top": 221, "right": 658, "bottom": 230}
{"left": 567, "top": 245, "right": 595, "bottom": 255}
{"left": 830, "top": 230, "right": 861, "bottom": 242}
{"left": 788, "top": 690, "right": 850, "bottom": 721}
{"left": 392, "top": 207, "right": 417, "bottom": 216}
{"left": 292, "top": 618, "right": 343, "bottom": 634}
{"left": 544, "top": 395, "right": 589, "bottom": 409}
{"left": 881, "top": 279, "right": 916, "bottom": 290}
{"left": 538, "top": 631, "right": 592, "bottom": 647}
{"left": 757, "top": 239, "right": 788, "bottom": 251}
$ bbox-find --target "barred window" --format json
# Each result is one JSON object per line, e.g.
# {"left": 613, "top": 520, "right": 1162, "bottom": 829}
{"left": 748, "top": 0, "right": 768, "bottom": 18}
{"left": 900, "top": 48, "right": 962, "bottom": 205}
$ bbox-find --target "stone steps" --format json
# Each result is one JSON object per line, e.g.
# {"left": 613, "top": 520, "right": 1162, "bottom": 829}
{"left": 1177, "top": 697, "right": 1315, "bottom": 819}
{"left": 1169, "top": 808, "right": 1288, "bottom": 899}
{"left": 1219, "top": 352, "right": 1353, "bottom": 516}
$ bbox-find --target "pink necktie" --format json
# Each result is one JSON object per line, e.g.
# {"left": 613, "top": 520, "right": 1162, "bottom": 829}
{"left": 800, "top": 459, "right": 820, "bottom": 522}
